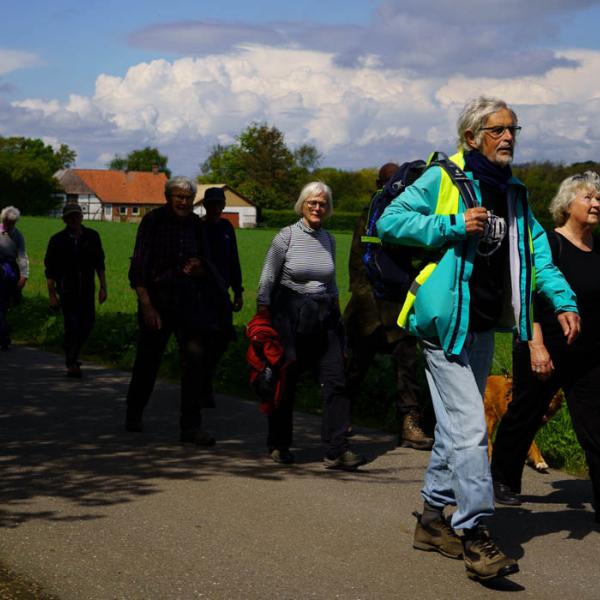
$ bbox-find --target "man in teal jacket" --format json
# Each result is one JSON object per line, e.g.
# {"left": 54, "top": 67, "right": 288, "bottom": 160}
{"left": 377, "top": 96, "right": 580, "bottom": 581}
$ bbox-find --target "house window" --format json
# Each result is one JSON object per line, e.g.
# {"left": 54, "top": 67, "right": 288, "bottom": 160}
{"left": 131, "top": 206, "right": 140, "bottom": 216}
{"left": 119, "top": 206, "right": 127, "bottom": 216}
{"left": 104, "top": 204, "right": 112, "bottom": 216}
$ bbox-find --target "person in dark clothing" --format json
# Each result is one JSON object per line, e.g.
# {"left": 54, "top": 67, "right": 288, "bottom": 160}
{"left": 198, "top": 186, "right": 244, "bottom": 406}
{"left": 344, "top": 163, "right": 433, "bottom": 450}
{"left": 492, "top": 171, "right": 600, "bottom": 522}
{"left": 126, "top": 176, "right": 229, "bottom": 445}
{"left": 44, "top": 203, "right": 107, "bottom": 377}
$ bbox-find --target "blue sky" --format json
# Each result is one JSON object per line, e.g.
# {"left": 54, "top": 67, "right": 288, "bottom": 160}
{"left": 2, "top": 0, "right": 600, "bottom": 175}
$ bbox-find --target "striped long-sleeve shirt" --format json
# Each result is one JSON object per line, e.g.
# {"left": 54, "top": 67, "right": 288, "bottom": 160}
{"left": 257, "top": 219, "right": 338, "bottom": 306}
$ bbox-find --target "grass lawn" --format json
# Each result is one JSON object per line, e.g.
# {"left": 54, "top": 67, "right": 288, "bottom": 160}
{"left": 10, "top": 216, "right": 586, "bottom": 474}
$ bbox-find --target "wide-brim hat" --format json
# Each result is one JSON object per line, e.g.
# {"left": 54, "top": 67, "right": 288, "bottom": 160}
{"left": 203, "top": 187, "right": 226, "bottom": 204}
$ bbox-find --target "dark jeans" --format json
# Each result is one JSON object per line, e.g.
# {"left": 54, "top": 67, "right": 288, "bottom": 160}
{"left": 346, "top": 325, "right": 420, "bottom": 415}
{"left": 0, "top": 275, "right": 14, "bottom": 345}
{"left": 267, "top": 327, "right": 351, "bottom": 457}
{"left": 126, "top": 309, "right": 223, "bottom": 433}
{"left": 61, "top": 293, "right": 95, "bottom": 368}
{"left": 492, "top": 341, "right": 600, "bottom": 517}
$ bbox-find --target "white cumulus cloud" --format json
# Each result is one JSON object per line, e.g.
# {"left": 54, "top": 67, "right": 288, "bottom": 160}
{"left": 2, "top": 45, "right": 600, "bottom": 173}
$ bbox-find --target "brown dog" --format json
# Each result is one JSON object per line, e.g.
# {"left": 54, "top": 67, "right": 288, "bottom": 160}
{"left": 483, "top": 373, "right": 564, "bottom": 472}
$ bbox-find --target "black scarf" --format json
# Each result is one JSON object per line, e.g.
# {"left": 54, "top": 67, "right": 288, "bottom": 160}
{"left": 464, "top": 149, "right": 512, "bottom": 193}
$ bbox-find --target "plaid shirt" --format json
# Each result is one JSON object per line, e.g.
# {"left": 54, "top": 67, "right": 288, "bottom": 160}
{"left": 129, "top": 206, "right": 202, "bottom": 290}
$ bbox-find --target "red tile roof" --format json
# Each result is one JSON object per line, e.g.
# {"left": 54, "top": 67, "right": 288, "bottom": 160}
{"left": 58, "top": 169, "right": 168, "bottom": 205}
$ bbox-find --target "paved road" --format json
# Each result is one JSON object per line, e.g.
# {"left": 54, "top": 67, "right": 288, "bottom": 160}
{"left": 0, "top": 346, "right": 598, "bottom": 599}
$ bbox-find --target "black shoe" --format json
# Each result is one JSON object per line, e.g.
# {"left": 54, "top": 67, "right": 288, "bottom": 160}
{"left": 462, "top": 526, "right": 519, "bottom": 581}
{"left": 66, "top": 365, "right": 82, "bottom": 378}
{"left": 125, "top": 420, "right": 143, "bottom": 433}
{"left": 269, "top": 448, "right": 295, "bottom": 465}
{"left": 494, "top": 481, "right": 522, "bottom": 506}
{"left": 324, "top": 449, "right": 366, "bottom": 471}
{"left": 180, "top": 430, "right": 216, "bottom": 446}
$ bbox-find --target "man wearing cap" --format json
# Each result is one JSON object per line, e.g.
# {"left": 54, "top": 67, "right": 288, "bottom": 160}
{"left": 45, "top": 203, "right": 107, "bottom": 377}
{"left": 199, "top": 186, "right": 244, "bottom": 406}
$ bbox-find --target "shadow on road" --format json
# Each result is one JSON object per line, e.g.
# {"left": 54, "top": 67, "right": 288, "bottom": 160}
{"left": 0, "top": 346, "right": 402, "bottom": 529}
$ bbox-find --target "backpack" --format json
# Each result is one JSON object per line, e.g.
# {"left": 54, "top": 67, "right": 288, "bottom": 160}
{"left": 361, "top": 152, "right": 478, "bottom": 301}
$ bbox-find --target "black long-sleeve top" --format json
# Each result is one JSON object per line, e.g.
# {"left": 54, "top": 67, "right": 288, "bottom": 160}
{"left": 44, "top": 225, "right": 105, "bottom": 298}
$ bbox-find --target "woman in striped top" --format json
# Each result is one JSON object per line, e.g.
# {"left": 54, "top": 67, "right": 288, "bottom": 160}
{"left": 256, "top": 181, "right": 365, "bottom": 470}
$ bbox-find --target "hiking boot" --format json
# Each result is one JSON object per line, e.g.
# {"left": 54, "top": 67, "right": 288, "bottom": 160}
{"left": 269, "top": 448, "right": 295, "bottom": 465}
{"left": 180, "top": 430, "right": 216, "bottom": 446}
{"left": 324, "top": 449, "right": 366, "bottom": 471}
{"left": 400, "top": 410, "right": 433, "bottom": 450}
{"left": 462, "top": 526, "right": 519, "bottom": 581}
{"left": 493, "top": 481, "right": 522, "bottom": 506}
{"left": 412, "top": 511, "right": 463, "bottom": 559}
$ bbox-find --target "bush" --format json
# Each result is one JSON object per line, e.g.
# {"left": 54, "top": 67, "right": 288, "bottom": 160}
{"left": 261, "top": 209, "right": 361, "bottom": 231}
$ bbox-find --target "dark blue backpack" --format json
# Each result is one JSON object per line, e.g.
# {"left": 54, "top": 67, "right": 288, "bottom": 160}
{"left": 361, "top": 152, "right": 477, "bottom": 301}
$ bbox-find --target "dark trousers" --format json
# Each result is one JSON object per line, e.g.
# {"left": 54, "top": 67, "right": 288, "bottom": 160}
{"left": 346, "top": 326, "right": 420, "bottom": 415}
{"left": 126, "top": 310, "right": 218, "bottom": 433}
{"left": 0, "top": 275, "right": 13, "bottom": 345}
{"left": 61, "top": 294, "right": 95, "bottom": 368}
{"left": 492, "top": 341, "right": 600, "bottom": 517}
{"left": 267, "top": 328, "right": 350, "bottom": 457}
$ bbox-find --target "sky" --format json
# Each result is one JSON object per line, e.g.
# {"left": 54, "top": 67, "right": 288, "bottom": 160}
{"left": 2, "top": 0, "right": 600, "bottom": 176}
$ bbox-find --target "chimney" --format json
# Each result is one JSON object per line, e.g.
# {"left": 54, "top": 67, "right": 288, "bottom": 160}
{"left": 151, "top": 164, "right": 159, "bottom": 174}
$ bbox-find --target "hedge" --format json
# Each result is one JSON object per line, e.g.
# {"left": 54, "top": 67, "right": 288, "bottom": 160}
{"left": 260, "top": 209, "right": 362, "bottom": 231}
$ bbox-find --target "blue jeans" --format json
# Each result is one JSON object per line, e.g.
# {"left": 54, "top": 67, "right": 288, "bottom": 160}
{"left": 420, "top": 330, "right": 495, "bottom": 531}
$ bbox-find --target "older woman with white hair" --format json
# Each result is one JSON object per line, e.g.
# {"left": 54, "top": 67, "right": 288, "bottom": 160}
{"left": 493, "top": 171, "right": 600, "bottom": 522}
{"left": 255, "top": 181, "right": 365, "bottom": 470}
{"left": 0, "top": 206, "right": 29, "bottom": 350}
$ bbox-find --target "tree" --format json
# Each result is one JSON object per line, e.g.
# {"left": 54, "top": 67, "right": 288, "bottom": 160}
{"left": 199, "top": 123, "right": 321, "bottom": 209}
{"left": 108, "top": 146, "right": 170, "bottom": 177}
{"left": 0, "top": 136, "right": 77, "bottom": 214}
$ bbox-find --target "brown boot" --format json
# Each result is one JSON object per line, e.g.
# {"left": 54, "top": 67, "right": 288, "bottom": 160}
{"left": 400, "top": 410, "right": 433, "bottom": 450}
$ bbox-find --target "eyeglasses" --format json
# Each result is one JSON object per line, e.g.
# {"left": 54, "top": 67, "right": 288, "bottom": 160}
{"left": 479, "top": 125, "right": 522, "bottom": 139}
{"left": 305, "top": 200, "right": 329, "bottom": 210}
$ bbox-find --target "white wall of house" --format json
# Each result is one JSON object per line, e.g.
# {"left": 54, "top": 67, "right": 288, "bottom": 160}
{"left": 193, "top": 205, "right": 257, "bottom": 228}
{"left": 228, "top": 206, "right": 256, "bottom": 228}
{"left": 51, "top": 193, "right": 106, "bottom": 221}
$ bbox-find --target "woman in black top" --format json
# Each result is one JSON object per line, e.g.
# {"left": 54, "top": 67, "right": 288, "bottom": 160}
{"left": 492, "top": 171, "right": 600, "bottom": 522}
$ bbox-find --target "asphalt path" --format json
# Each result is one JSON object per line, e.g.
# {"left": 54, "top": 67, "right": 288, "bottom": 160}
{"left": 0, "top": 346, "right": 598, "bottom": 599}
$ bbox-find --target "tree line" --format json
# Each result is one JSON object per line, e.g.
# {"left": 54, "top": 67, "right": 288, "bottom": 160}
{"left": 2, "top": 127, "right": 598, "bottom": 225}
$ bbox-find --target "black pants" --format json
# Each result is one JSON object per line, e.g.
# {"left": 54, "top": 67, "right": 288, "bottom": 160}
{"left": 267, "top": 327, "right": 351, "bottom": 457}
{"left": 0, "top": 273, "right": 15, "bottom": 345}
{"left": 492, "top": 341, "right": 600, "bottom": 518}
{"left": 345, "top": 325, "right": 420, "bottom": 415}
{"left": 61, "top": 293, "right": 95, "bottom": 368}
{"left": 126, "top": 309, "right": 221, "bottom": 433}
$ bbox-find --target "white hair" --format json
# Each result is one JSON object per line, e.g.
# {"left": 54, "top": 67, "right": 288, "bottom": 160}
{"left": 165, "top": 176, "right": 197, "bottom": 198}
{"left": 0, "top": 206, "right": 21, "bottom": 222}
{"left": 457, "top": 96, "right": 518, "bottom": 152}
{"left": 293, "top": 181, "right": 333, "bottom": 219}
{"left": 549, "top": 171, "right": 600, "bottom": 226}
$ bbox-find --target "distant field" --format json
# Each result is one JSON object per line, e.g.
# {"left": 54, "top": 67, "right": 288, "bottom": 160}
{"left": 17, "top": 216, "right": 351, "bottom": 327}
{"left": 17, "top": 215, "right": 511, "bottom": 369}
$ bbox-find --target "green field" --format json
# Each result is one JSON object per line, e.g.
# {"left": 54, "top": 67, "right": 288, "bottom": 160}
{"left": 10, "top": 216, "right": 586, "bottom": 474}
